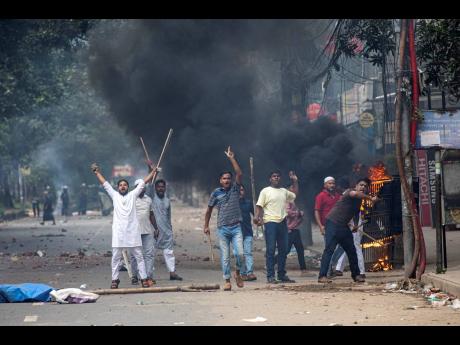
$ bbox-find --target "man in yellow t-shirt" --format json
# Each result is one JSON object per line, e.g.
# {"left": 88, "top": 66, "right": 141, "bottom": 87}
{"left": 254, "top": 170, "right": 298, "bottom": 284}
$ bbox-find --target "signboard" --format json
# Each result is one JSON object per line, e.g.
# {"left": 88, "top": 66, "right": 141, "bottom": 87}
{"left": 359, "top": 112, "right": 374, "bottom": 128}
{"left": 112, "top": 165, "right": 134, "bottom": 177}
{"left": 416, "top": 110, "right": 460, "bottom": 149}
{"left": 415, "top": 150, "right": 433, "bottom": 227}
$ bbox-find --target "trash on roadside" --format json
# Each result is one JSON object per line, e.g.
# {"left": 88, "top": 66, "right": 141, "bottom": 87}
{"left": 431, "top": 300, "right": 448, "bottom": 307}
{"left": 36, "top": 250, "right": 45, "bottom": 257}
{"left": 242, "top": 316, "right": 267, "bottom": 323}
{"left": 50, "top": 288, "right": 99, "bottom": 304}
{"left": 80, "top": 284, "right": 87, "bottom": 289}
{"left": 0, "top": 283, "right": 54, "bottom": 303}
{"left": 384, "top": 282, "right": 398, "bottom": 290}
{"left": 449, "top": 299, "right": 460, "bottom": 310}
{"left": 406, "top": 306, "right": 418, "bottom": 310}
{"left": 23, "top": 315, "right": 38, "bottom": 322}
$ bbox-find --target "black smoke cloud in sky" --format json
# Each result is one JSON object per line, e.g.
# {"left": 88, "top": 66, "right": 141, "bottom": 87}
{"left": 87, "top": 19, "right": 355, "bottom": 205}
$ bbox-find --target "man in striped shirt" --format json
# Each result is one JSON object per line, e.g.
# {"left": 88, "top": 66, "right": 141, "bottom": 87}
{"left": 204, "top": 147, "right": 245, "bottom": 291}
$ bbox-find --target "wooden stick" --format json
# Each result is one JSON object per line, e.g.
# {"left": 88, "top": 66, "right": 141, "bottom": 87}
{"left": 353, "top": 221, "right": 389, "bottom": 247}
{"left": 89, "top": 284, "right": 220, "bottom": 295}
{"left": 139, "top": 137, "right": 151, "bottom": 162}
{"left": 249, "top": 157, "right": 263, "bottom": 238}
{"left": 122, "top": 249, "right": 133, "bottom": 279}
{"left": 156, "top": 128, "right": 173, "bottom": 171}
{"left": 207, "top": 233, "right": 215, "bottom": 262}
{"left": 149, "top": 128, "right": 173, "bottom": 182}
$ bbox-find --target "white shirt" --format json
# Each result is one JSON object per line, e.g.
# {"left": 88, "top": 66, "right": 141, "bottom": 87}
{"left": 136, "top": 194, "right": 154, "bottom": 235}
{"left": 103, "top": 180, "right": 145, "bottom": 247}
{"left": 256, "top": 187, "right": 296, "bottom": 223}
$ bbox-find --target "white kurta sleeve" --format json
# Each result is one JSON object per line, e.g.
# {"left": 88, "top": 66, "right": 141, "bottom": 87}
{"left": 133, "top": 180, "right": 146, "bottom": 197}
{"left": 103, "top": 181, "right": 116, "bottom": 199}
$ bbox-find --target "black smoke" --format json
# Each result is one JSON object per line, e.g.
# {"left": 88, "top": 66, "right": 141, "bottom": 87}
{"left": 87, "top": 19, "right": 356, "bottom": 207}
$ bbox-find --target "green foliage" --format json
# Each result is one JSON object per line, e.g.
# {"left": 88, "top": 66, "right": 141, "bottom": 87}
{"left": 416, "top": 19, "right": 460, "bottom": 102}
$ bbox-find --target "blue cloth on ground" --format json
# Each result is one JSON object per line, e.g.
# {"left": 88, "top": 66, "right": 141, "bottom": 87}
{"left": 0, "top": 283, "right": 54, "bottom": 303}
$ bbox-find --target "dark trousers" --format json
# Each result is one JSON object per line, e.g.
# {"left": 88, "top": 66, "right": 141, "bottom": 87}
{"left": 264, "top": 220, "right": 288, "bottom": 279}
{"left": 288, "top": 229, "right": 306, "bottom": 270}
{"left": 319, "top": 219, "right": 360, "bottom": 279}
{"left": 32, "top": 202, "right": 40, "bottom": 217}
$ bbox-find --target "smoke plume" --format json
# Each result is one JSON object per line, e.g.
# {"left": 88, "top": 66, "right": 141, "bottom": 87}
{"left": 87, "top": 20, "right": 357, "bottom": 206}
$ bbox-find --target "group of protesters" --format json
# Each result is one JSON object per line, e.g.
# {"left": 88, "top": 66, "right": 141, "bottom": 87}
{"left": 91, "top": 162, "right": 182, "bottom": 289}
{"left": 91, "top": 146, "right": 378, "bottom": 290}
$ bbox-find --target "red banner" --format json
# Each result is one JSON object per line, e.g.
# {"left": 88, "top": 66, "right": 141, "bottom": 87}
{"left": 415, "top": 150, "right": 433, "bottom": 227}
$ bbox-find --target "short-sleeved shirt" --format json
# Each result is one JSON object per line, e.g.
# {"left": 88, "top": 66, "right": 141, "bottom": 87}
{"left": 314, "top": 189, "right": 341, "bottom": 226}
{"left": 239, "top": 197, "right": 254, "bottom": 237}
{"left": 136, "top": 194, "right": 154, "bottom": 235}
{"left": 208, "top": 182, "right": 242, "bottom": 228}
{"left": 256, "top": 187, "right": 296, "bottom": 224}
{"left": 326, "top": 189, "right": 362, "bottom": 227}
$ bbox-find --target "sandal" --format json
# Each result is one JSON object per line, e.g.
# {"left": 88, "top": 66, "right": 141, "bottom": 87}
{"left": 141, "top": 279, "right": 152, "bottom": 288}
{"left": 111, "top": 279, "right": 120, "bottom": 289}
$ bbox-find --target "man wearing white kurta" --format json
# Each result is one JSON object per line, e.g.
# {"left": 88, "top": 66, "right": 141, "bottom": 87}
{"left": 91, "top": 162, "right": 158, "bottom": 289}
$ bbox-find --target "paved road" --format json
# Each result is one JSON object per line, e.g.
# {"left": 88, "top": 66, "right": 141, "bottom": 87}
{"left": 1, "top": 203, "right": 460, "bottom": 326}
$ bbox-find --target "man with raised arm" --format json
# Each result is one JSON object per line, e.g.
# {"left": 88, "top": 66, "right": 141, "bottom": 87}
{"left": 91, "top": 162, "right": 157, "bottom": 289}
{"left": 254, "top": 170, "right": 298, "bottom": 284}
{"left": 204, "top": 147, "right": 245, "bottom": 291}
{"left": 317, "top": 178, "right": 379, "bottom": 284}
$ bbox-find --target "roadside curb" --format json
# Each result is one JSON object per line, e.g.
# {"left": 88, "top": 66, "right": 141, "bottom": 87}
{"left": 422, "top": 272, "right": 460, "bottom": 298}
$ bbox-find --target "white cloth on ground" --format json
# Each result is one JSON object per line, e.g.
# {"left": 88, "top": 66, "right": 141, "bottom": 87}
{"left": 103, "top": 180, "right": 145, "bottom": 247}
{"left": 112, "top": 247, "right": 147, "bottom": 280}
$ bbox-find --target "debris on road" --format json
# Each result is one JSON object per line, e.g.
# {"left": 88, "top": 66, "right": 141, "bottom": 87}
{"left": 242, "top": 316, "right": 267, "bottom": 323}
{"left": 36, "top": 250, "right": 45, "bottom": 257}
{"left": 23, "top": 315, "right": 38, "bottom": 322}
{"left": 50, "top": 288, "right": 99, "bottom": 304}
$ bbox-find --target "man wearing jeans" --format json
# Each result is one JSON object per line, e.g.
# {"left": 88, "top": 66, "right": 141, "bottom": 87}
{"left": 318, "top": 178, "right": 378, "bottom": 284}
{"left": 204, "top": 146, "right": 245, "bottom": 291}
{"left": 237, "top": 185, "right": 257, "bottom": 281}
{"left": 254, "top": 170, "right": 298, "bottom": 284}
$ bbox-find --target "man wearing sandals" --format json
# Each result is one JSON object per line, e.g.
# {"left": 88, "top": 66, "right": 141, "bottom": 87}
{"left": 91, "top": 162, "right": 157, "bottom": 289}
{"left": 204, "top": 147, "right": 245, "bottom": 291}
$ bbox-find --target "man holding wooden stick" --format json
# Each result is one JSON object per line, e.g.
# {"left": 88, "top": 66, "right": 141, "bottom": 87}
{"left": 91, "top": 162, "right": 158, "bottom": 289}
{"left": 204, "top": 146, "right": 245, "bottom": 291}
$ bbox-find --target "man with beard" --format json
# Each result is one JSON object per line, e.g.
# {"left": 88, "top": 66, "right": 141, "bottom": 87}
{"left": 129, "top": 179, "right": 157, "bottom": 286}
{"left": 151, "top": 179, "right": 183, "bottom": 281}
{"left": 317, "top": 178, "right": 379, "bottom": 283}
{"left": 91, "top": 162, "right": 157, "bottom": 289}
{"left": 254, "top": 170, "right": 298, "bottom": 284}
{"left": 204, "top": 146, "right": 245, "bottom": 291}
{"left": 314, "top": 176, "right": 342, "bottom": 276}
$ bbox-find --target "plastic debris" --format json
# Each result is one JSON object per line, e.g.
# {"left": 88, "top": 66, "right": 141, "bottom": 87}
{"left": 385, "top": 283, "right": 398, "bottom": 290}
{"left": 242, "top": 316, "right": 267, "bottom": 323}
{"left": 80, "top": 284, "right": 87, "bottom": 289}
{"left": 449, "top": 299, "right": 460, "bottom": 310}
{"left": 50, "top": 288, "right": 99, "bottom": 304}
{"left": 24, "top": 315, "right": 38, "bottom": 322}
{"left": 36, "top": 250, "right": 45, "bottom": 257}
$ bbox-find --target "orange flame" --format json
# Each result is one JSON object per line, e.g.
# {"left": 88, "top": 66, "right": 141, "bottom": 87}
{"left": 368, "top": 161, "right": 392, "bottom": 182}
